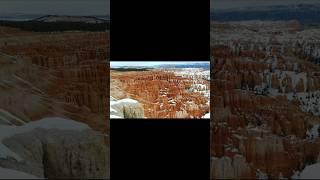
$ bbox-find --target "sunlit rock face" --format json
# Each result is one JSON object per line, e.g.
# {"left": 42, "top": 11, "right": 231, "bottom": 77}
{"left": 110, "top": 68, "right": 210, "bottom": 119}
{"left": 211, "top": 20, "right": 320, "bottom": 179}
{"left": 110, "top": 97, "right": 145, "bottom": 119}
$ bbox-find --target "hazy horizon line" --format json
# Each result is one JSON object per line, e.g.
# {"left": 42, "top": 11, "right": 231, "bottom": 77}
{"left": 111, "top": 61, "right": 210, "bottom": 67}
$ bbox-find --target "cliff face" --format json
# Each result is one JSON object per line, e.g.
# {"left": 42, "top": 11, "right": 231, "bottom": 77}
{"left": 110, "top": 69, "right": 210, "bottom": 119}
{"left": 211, "top": 21, "right": 320, "bottom": 178}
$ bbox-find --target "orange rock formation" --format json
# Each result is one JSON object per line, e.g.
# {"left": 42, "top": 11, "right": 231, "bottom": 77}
{"left": 111, "top": 70, "right": 210, "bottom": 119}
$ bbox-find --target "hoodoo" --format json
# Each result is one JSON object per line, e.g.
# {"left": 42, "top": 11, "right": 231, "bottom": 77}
{"left": 110, "top": 62, "right": 210, "bottom": 119}
{"left": 110, "top": 97, "right": 145, "bottom": 119}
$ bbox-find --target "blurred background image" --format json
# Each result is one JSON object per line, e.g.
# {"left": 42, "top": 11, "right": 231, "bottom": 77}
{"left": 0, "top": 0, "right": 110, "bottom": 178}
{"left": 211, "top": 0, "right": 320, "bottom": 179}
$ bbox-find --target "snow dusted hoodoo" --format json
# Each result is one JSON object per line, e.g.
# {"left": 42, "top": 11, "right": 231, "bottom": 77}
{"left": 110, "top": 96, "right": 145, "bottom": 119}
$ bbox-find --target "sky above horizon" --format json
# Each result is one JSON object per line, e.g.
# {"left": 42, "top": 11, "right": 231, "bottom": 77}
{"left": 0, "top": 0, "right": 109, "bottom": 16}
{"left": 211, "top": 0, "right": 320, "bottom": 10}
{"left": 110, "top": 61, "right": 209, "bottom": 67}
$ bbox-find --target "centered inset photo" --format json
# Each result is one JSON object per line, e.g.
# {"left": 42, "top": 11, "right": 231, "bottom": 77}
{"left": 110, "top": 61, "right": 210, "bottom": 119}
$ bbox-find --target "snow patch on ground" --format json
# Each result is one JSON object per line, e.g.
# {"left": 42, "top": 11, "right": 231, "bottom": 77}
{"left": 203, "top": 113, "right": 210, "bottom": 119}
